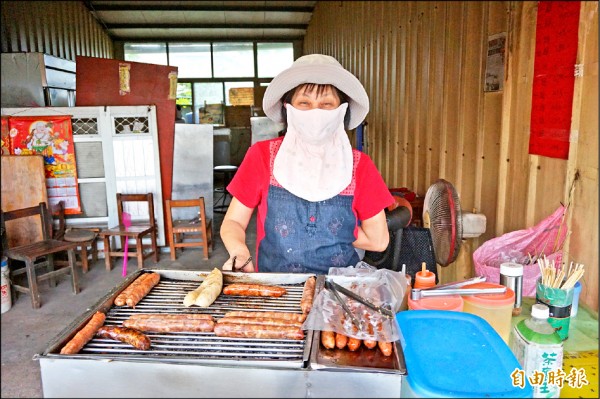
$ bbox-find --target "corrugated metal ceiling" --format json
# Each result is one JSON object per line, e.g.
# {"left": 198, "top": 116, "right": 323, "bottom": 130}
{"left": 85, "top": 1, "right": 316, "bottom": 41}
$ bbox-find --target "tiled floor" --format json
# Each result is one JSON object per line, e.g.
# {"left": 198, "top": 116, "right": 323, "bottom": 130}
{"left": 1, "top": 209, "right": 255, "bottom": 398}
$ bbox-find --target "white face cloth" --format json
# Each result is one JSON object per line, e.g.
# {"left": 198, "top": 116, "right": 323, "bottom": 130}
{"left": 273, "top": 103, "right": 353, "bottom": 202}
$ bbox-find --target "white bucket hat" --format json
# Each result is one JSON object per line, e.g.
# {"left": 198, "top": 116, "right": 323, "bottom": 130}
{"left": 262, "top": 54, "right": 369, "bottom": 130}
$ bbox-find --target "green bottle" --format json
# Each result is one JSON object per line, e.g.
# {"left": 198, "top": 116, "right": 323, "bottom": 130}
{"left": 510, "top": 303, "right": 563, "bottom": 398}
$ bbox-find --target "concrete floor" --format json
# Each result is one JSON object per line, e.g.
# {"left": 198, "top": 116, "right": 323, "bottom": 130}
{"left": 1, "top": 209, "right": 256, "bottom": 398}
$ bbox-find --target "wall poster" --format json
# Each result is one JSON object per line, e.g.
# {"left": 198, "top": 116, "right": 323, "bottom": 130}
{"left": 528, "top": 1, "right": 581, "bottom": 160}
{"left": 484, "top": 32, "right": 506, "bottom": 92}
{"left": 7, "top": 115, "right": 82, "bottom": 214}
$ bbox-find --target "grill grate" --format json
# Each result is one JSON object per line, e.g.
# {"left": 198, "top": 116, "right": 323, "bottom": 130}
{"left": 77, "top": 278, "right": 309, "bottom": 367}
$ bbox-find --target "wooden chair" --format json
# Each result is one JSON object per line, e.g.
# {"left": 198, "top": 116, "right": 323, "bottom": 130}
{"left": 1, "top": 202, "right": 80, "bottom": 309}
{"left": 99, "top": 193, "right": 159, "bottom": 271}
{"left": 165, "top": 197, "right": 213, "bottom": 260}
{"left": 53, "top": 201, "right": 100, "bottom": 273}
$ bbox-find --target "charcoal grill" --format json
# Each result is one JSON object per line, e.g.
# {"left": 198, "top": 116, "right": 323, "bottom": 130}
{"left": 36, "top": 269, "right": 405, "bottom": 398}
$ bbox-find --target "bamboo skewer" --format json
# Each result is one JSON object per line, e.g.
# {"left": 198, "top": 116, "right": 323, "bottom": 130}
{"left": 538, "top": 255, "right": 585, "bottom": 290}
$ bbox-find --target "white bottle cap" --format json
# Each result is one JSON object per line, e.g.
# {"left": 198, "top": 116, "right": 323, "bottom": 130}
{"left": 500, "top": 262, "right": 524, "bottom": 277}
{"left": 531, "top": 303, "right": 550, "bottom": 319}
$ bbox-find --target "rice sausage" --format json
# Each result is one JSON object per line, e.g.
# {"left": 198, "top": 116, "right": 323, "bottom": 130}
{"left": 217, "top": 316, "right": 303, "bottom": 329}
{"left": 123, "top": 313, "right": 215, "bottom": 332}
{"left": 300, "top": 276, "right": 316, "bottom": 314}
{"left": 60, "top": 311, "right": 106, "bottom": 355}
{"left": 320, "top": 330, "right": 336, "bottom": 349}
{"left": 214, "top": 323, "right": 304, "bottom": 340}
{"left": 96, "top": 325, "right": 151, "bottom": 350}
{"left": 114, "top": 272, "right": 160, "bottom": 308}
{"left": 223, "top": 311, "right": 305, "bottom": 322}
{"left": 222, "top": 283, "right": 286, "bottom": 297}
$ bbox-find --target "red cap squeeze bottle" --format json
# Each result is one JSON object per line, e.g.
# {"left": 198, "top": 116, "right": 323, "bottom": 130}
{"left": 414, "top": 262, "right": 436, "bottom": 289}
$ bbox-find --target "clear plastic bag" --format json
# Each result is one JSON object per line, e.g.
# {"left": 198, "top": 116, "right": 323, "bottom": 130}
{"left": 302, "top": 262, "right": 406, "bottom": 342}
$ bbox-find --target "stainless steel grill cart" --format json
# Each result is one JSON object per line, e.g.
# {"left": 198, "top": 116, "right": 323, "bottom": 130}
{"left": 36, "top": 269, "right": 405, "bottom": 398}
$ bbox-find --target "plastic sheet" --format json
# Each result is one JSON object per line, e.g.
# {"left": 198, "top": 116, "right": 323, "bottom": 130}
{"left": 303, "top": 262, "right": 407, "bottom": 342}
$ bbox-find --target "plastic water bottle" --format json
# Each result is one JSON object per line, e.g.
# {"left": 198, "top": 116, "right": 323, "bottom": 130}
{"left": 510, "top": 303, "right": 563, "bottom": 398}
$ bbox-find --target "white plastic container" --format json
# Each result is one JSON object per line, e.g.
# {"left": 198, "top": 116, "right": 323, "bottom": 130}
{"left": 1, "top": 257, "right": 11, "bottom": 314}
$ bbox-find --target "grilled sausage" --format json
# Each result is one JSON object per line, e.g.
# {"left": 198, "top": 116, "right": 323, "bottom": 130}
{"left": 378, "top": 341, "right": 393, "bottom": 357}
{"left": 224, "top": 311, "right": 306, "bottom": 323}
{"left": 300, "top": 276, "right": 316, "bottom": 314}
{"left": 60, "top": 311, "right": 106, "bottom": 355}
{"left": 320, "top": 330, "right": 336, "bottom": 349}
{"left": 123, "top": 313, "right": 215, "bottom": 332}
{"left": 363, "top": 311, "right": 377, "bottom": 349}
{"left": 335, "top": 333, "right": 348, "bottom": 350}
{"left": 347, "top": 337, "right": 362, "bottom": 351}
{"left": 114, "top": 272, "right": 160, "bottom": 308}
{"left": 347, "top": 323, "right": 362, "bottom": 351}
{"left": 214, "top": 323, "right": 304, "bottom": 340}
{"left": 222, "top": 283, "right": 287, "bottom": 297}
{"left": 96, "top": 325, "right": 151, "bottom": 350}
{"left": 217, "top": 316, "right": 303, "bottom": 329}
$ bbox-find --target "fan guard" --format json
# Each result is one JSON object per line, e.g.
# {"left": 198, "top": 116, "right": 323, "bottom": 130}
{"left": 423, "top": 179, "right": 463, "bottom": 266}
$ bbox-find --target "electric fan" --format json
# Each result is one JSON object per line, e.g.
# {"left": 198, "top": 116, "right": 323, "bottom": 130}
{"left": 423, "top": 179, "right": 463, "bottom": 267}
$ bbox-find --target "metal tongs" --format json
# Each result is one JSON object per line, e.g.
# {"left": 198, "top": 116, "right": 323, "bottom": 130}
{"left": 324, "top": 279, "right": 395, "bottom": 331}
{"left": 410, "top": 276, "right": 506, "bottom": 300}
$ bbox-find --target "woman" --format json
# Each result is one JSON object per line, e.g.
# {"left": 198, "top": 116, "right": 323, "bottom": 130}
{"left": 221, "top": 54, "right": 394, "bottom": 274}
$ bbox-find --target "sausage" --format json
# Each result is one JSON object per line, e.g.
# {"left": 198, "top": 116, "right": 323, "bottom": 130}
{"left": 222, "top": 283, "right": 287, "bottom": 297}
{"left": 320, "top": 330, "right": 336, "bottom": 349}
{"left": 217, "top": 316, "right": 303, "bottom": 329}
{"left": 347, "top": 337, "right": 362, "bottom": 351}
{"left": 224, "top": 311, "right": 306, "bottom": 323}
{"left": 335, "top": 333, "right": 348, "bottom": 350}
{"left": 300, "top": 276, "right": 316, "bottom": 314}
{"left": 96, "top": 325, "right": 151, "bottom": 350}
{"left": 347, "top": 322, "right": 362, "bottom": 351}
{"left": 114, "top": 272, "right": 160, "bottom": 308}
{"left": 363, "top": 311, "right": 377, "bottom": 349}
{"left": 378, "top": 341, "right": 393, "bottom": 357}
{"left": 60, "top": 311, "right": 106, "bottom": 355}
{"left": 123, "top": 313, "right": 215, "bottom": 332}
{"left": 214, "top": 323, "right": 304, "bottom": 340}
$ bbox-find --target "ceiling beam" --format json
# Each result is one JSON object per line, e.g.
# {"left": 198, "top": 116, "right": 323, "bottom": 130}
{"left": 87, "top": 4, "right": 314, "bottom": 13}
{"left": 112, "top": 36, "right": 305, "bottom": 42}
{"left": 105, "top": 23, "right": 309, "bottom": 30}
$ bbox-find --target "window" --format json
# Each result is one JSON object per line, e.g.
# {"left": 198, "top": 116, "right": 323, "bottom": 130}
{"left": 169, "top": 43, "right": 212, "bottom": 78}
{"left": 257, "top": 43, "right": 294, "bottom": 78}
{"left": 124, "top": 43, "right": 168, "bottom": 65}
{"left": 194, "top": 83, "right": 224, "bottom": 125}
{"left": 212, "top": 42, "right": 254, "bottom": 78}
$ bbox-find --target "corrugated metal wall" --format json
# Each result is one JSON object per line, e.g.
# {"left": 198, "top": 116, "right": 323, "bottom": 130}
{"left": 1, "top": 1, "right": 113, "bottom": 61}
{"left": 305, "top": 1, "right": 598, "bottom": 310}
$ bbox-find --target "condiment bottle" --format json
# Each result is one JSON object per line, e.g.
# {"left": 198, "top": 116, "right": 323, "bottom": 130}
{"left": 414, "top": 262, "right": 436, "bottom": 289}
{"left": 509, "top": 303, "right": 563, "bottom": 398}
{"left": 500, "top": 262, "right": 523, "bottom": 316}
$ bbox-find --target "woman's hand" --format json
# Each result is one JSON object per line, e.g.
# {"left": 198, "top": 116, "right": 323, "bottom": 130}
{"left": 221, "top": 198, "right": 256, "bottom": 272}
{"left": 222, "top": 255, "right": 255, "bottom": 273}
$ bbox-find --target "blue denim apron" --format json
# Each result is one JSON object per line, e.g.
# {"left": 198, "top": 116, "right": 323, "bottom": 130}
{"left": 259, "top": 185, "right": 359, "bottom": 274}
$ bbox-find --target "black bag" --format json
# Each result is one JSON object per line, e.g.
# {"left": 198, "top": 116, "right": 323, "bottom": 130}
{"left": 363, "top": 226, "right": 438, "bottom": 283}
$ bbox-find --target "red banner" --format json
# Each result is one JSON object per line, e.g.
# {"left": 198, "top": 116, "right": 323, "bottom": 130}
{"left": 528, "top": 1, "right": 581, "bottom": 160}
{"left": 8, "top": 115, "right": 82, "bottom": 214}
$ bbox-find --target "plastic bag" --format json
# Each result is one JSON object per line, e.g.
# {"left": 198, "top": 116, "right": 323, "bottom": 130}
{"left": 302, "top": 262, "right": 407, "bottom": 342}
{"left": 473, "top": 205, "right": 567, "bottom": 296}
